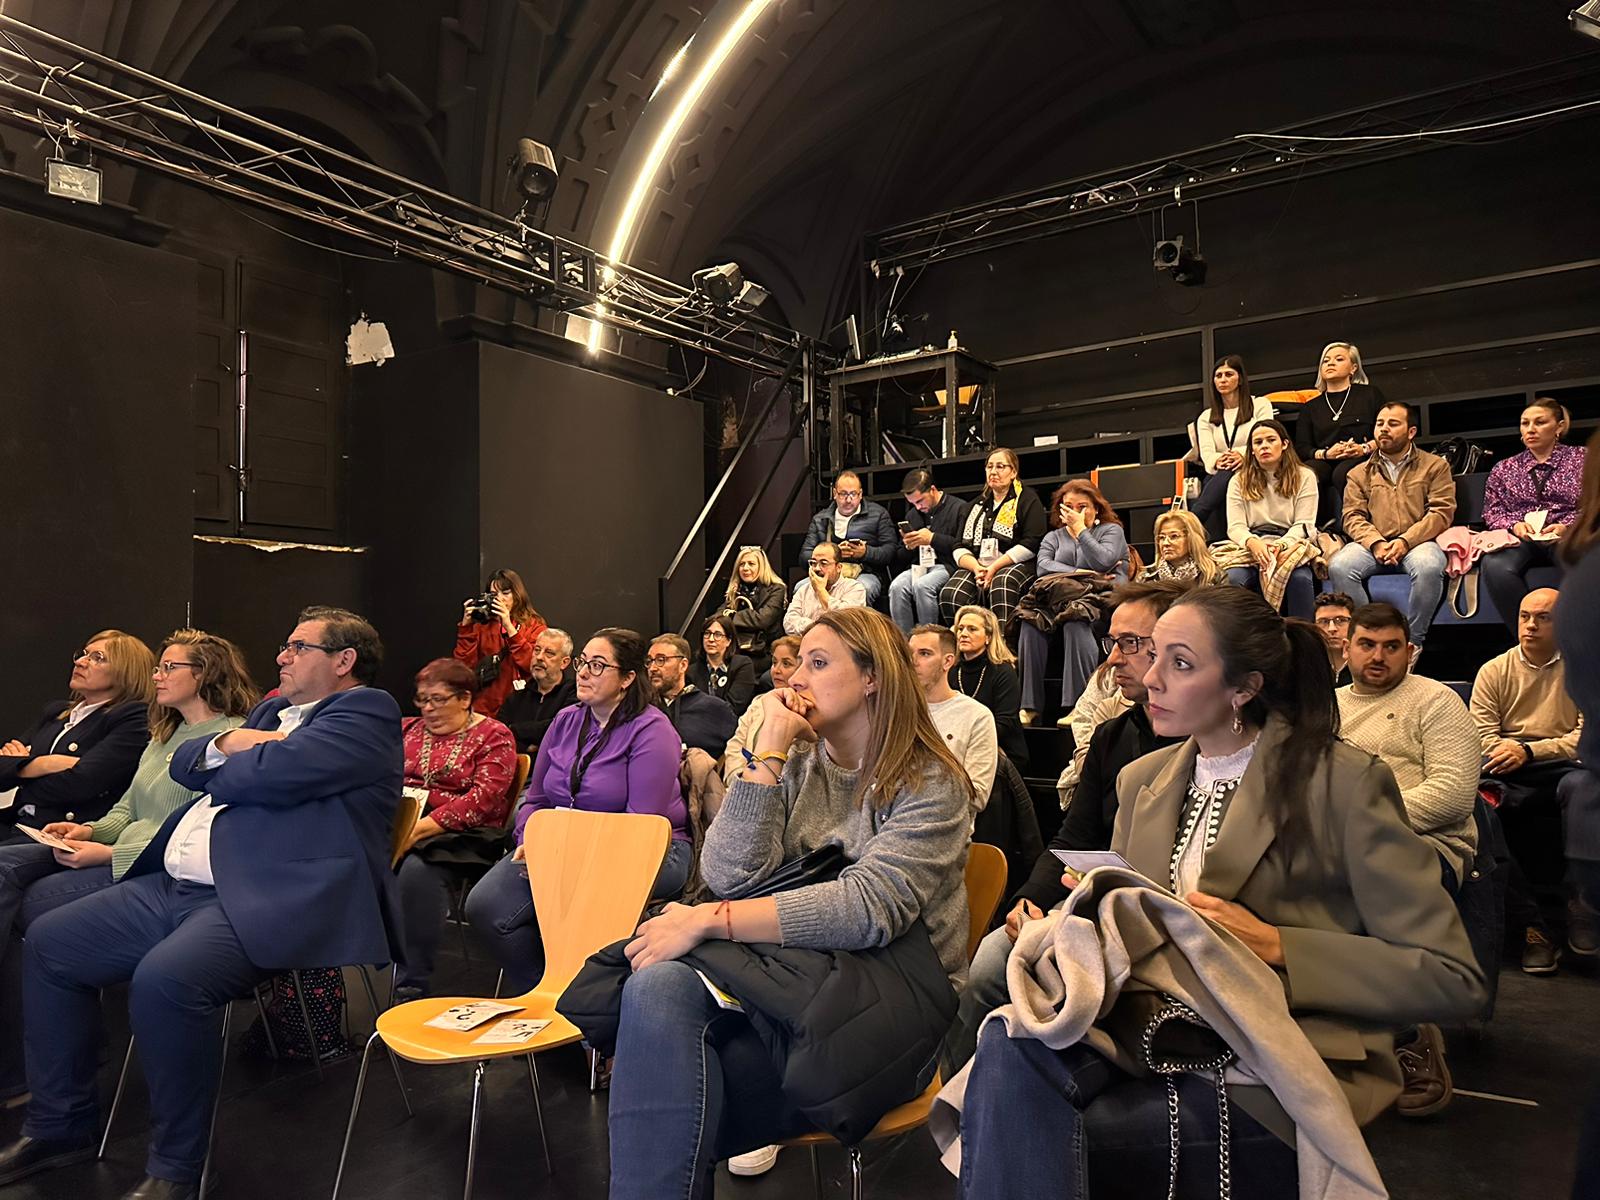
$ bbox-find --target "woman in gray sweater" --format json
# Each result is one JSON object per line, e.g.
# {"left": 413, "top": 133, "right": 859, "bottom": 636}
{"left": 608, "top": 607, "right": 972, "bottom": 1197}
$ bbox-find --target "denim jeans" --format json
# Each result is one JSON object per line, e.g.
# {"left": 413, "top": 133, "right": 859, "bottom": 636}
{"left": 1224, "top": 564, "right": 1316, "bottom": 621}
{"left": 1190, "top": 469, "right": 1235, "bottom": 542}
{"left": 1326, "top": 540, "right": 1447, "bottom": 644}
{"left": 889, "top": 565, "right": 951, "bottom": 633}
{"left": 854, "top": 571, "right": 884, "bottom": 607}
{"left": 960, "top": 1032, "right": 1297, "bottom": 1199}
{"left": 942, "top": 922, "right": 1015, "bottom": 1073}
{"left": 1017, "top": 622, "right": 1099, "bottom": 712}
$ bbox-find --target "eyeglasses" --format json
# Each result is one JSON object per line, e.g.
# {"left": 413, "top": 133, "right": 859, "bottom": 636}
{"left": 414, "top": 693, "right": 465, "bottom": 708}
{"left": 1314, "top": 616, "right": 1351, "bottom": 630}
{"left": 572, "top": 655, "right": 620, "bottom": 676}
{"left": 807, "top": 559, "right": 836, "bottom": 569}
{"left": 645, "top": 654, "right": 686, "bottom": 667}
{"left": 1101, "top": 634, "right": 1155, "bottom": 657}
{"left": 72, "top": 650, "right": 110, "bottom": 666}
{"left": 155, "top": 661, "right": 198, "bottom": 676}
{"left": 833, "top": 489, "right": 861, "bottom": 500}
{"left": 279, "top": 640, "right": 343, "bottom": 657}
{"left": 703, "top": 631, "right": 729, "bottom": 642}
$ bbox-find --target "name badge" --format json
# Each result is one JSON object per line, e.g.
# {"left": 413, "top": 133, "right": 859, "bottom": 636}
{"left": 979, "top": 537, "right": 999, "bottom": 564}
{"left": 918, "top": 544, "right": 936, "bottom": 569}
{"left": 511, "top": 678, "right": 527, "bottom": 691}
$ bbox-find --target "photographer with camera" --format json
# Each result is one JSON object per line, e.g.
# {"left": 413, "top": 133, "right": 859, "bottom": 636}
{"left": 452, "top": 569, "right": 546, "bottom": 719}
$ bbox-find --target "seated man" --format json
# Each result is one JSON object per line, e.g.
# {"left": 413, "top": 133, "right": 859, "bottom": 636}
{"left": 647, "top": 634, "right": 736, "bottom": 757}
{"left": 908, "top": 624, "right": 997, "bottom": 812}
{"left": 783, "top": 541, "right": 866, "bottom": 636}
{"left": 1327, "top": 401, "right": 1456, "bottom": 650}
{"left": 0, "top": 606, "right": 402, "bottom": 1197}
{"left": 798, "top": 470, "right": 896, "bottom": 605}
{"left": 944, "top": 579, "right": 1189, "bottom": 1073}
{"left": 889, "top": 468, "right": 971, "bottom": 633}
{"left": 1470, "top": 587, "right": 1597, "bottom": 974}
{"left": 496, "top": 627, "right": 577, "bottom": 754}
{"left": 1314, "top": 590, "right": 1355, "bottom": 686}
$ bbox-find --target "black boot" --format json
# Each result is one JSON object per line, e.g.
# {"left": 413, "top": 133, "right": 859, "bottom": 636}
{"left": 0, "top": 1132, "right": 96, "bottom": 1185}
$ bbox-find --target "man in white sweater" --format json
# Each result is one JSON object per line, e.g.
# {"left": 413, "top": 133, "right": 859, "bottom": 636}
{"left": 909, "top": 624, "right": 997, "bottom": 812}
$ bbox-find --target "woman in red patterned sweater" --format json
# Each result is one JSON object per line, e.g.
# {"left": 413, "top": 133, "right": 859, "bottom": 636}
{"left": 453, "top": 568, "right": 547, "bottom": 717}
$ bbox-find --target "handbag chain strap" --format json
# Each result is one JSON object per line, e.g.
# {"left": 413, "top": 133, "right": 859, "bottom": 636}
{"left": 1141, "top": 998, "right": 1236, "bottom": 1200}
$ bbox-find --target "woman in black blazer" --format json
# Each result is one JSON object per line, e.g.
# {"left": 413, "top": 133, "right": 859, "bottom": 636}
{"left": 1293, "top": 342, "right": 1387, "bottom": 528}
{"left": 686, "top": 615, "right": 757, "bottom": 716}
{"left": 0, "top": 630, "right": 155, "bottom": 834}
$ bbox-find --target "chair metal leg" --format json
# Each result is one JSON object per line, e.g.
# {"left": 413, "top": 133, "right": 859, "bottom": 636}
{"left": 290, "top": 969, "right": 324, "bottom": 1079}
{"left": 330, "top": 1030, "right": 379, "bottom": 1200}
{"left": 847, "top": 1144, "right": 864, "bottom": 1200}
{"left": 387, "top": 1043, "right": 413, "bottom": 1117}
{"left": 525, "top": 1054, "right": 551, "bottom": 1174}
{"left": 98, "top": 1036, "right": 137, "bottom": 1159}
{"left": 252, "top": 985, "right": 280, "bottom": 1060}
{"left": 198, "top": 1002, "right": 233, "bottom": 1199}
{"left": 452, "top": 880, "right": 472, "bottom": 964}
{"left": 463, "top": 1060, "right": 487, "bottom": 1200}
{"left": 810, "top": 1144, "right": 823, "bottom": 1200}
{"left": 492, "top": 968, "right": 503, "bottom": 1000}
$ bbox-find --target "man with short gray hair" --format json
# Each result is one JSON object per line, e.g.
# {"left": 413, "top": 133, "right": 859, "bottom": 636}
{"left": 499, "top": 627, "right": 576, "bottom": 754}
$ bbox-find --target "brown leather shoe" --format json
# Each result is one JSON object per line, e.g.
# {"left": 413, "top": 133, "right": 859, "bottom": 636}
{"left": 1395, "top": 1023, "right": 1452, "bottom": 1118}
{"left": 1522, "top": 926, "right": 1561, "bottom": 975}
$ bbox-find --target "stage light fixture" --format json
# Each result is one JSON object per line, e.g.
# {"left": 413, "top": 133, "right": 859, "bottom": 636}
{"left": 692, "top": 262, "right": 744, "bottom": 304}
{"left": 1152, "top": 235, "right": 1208, "bottom": 286}
{"left": 510, "top": 138, "right": 558, "bottom": 201}
{"left": 1573, "top": 1, "right": 1600, "bottom": 40}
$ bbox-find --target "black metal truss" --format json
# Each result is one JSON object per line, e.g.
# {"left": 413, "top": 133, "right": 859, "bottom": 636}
{"left": 867, "top": 53, "right": 1600, "bottom": 275}
{"left": 0, "top": 15, "right": 817, "bottom": 378}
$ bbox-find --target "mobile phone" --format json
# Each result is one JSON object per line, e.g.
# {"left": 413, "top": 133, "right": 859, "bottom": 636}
{"left": 897, "top": 521, "right": 912, "bottom": 534}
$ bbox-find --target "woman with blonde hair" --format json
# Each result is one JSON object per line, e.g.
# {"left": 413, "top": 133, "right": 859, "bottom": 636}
{"left": 952, "top": 604, "right": 1027, "bottom": 770}
{"left": 0, "top": 630, "right": 157, "bottom": 837}
{"left": 1294, "top": 341, "right": 1386, "bottom": 526}
{"left": 1226, "top": 420, "right": 1319, "bottom": 619}
{"left": 717, "top": 546, "right": 789, "bottom": 670}
{"left": 1140, "top": 510, "right": 1223, "bottom": 584}
{"left": 605, "top": 607, "right": 972, "bottom": 1195}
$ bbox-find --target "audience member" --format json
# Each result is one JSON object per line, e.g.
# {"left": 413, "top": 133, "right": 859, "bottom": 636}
{"left": 721, "top": 636, "right": 801, "bottom": 786}
{"left": 466, "top": 629, "right": 690, "bottom": 995}
{"left": 1138, "top": 509, "right": 1222, "bottom": 584}
{"left": 0, "top": 630, "right": 254, "bottom": 1102}
{"left": 1017, "top": 481, "right": 1130, "bottom": 723}
{"left": 956, "top": 586, "right": 1484, "bottom": 1197}
{"left": 0, "top": 632, "right": 156, "bottom": 839}
{"left": 889, "top": 467, "right": 971, "bottom": 633}
{"left": 0, "top": 606, "right": 401, "bottom": 1196}
{"left": 453, "top": 568, "right": 547, "bottom": 718}
{"left": 1327, "top": 401, "right": 1456, "bottom": 651}
{"left": 951, "top": 606, "right": 1027, "bottom": 772}
{"left": 1225, "top": 419, "right": 1319, "bottom": 619}
{"left": 495, "top": 628, "right": 577, "bottom": 754}
{"left": 946, "top": 579, "right": 1188, "bottom": 1072}
{"left": 1053, "top": 662, "right": 1130, "bottom": 801}
{"left": 909, "top": 624, "right": 998, "bottom": 812}
{"left": 687, "top": 615, "right": 756, "bottom": 716}
{"left": 1480, "top": 399, "right": 1585, "bottom": 633}
{"left": 1296, "top": 340, "right": 1386, "bottom": 527}
{"left": 605, "top": 608, "right": 972, "bottom": 1196}
{"left": 1314, "top": 591, "right": 1356, "bottom": 686}
{"left": 798, "top": 470, "right": 896, "bottom": 606}
{"left": 391, "top": 658, "right": 517, "bottom": 999}
{"left": 1470, "top": 588, "right": 1596, "bottom": 973}
{"left": 647, "top": 634, "right": 737, "bottom": 756}
{"left": 939, "top": 448, "right": 1048, "bottom": 632}
{"left": 1190, "top": 355, "right": 1275, "bottom": 539}
{"left": 783, "top": 540, "right": 866, "bottom": 635}
{"left": 716, "top": 547, "right": 789, "bottom": 670}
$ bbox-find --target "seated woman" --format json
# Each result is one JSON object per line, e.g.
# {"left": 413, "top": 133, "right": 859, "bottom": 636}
{"left": 716, "top": 547, "right": 789, "bottom": 673}
{"left": 0, "top": 629, "right": 254, "bottom": 1099}
{"left": 957, "top": 586, "right": 1484, "bottom": 1198}
{"left": 1139, "top": 509, "right": 1223, "bottom": 584}
{"left": 1225, "top": 419, "right": 1319, "bottom": 620}
{"left": 465, "top": 628, "right": 690, "bottom": 993}
{"left": 1189, "top": 355, "right": 1275, "bottom": 541}
{"left": 605, "top": 607, "right": 972, "bottom": 1198}
{"left": 722, "top": 635, "right": 801, "bottom": 786}
{"left": 392, "top": 658, "right": 517, "bottom": 998}
{"left": 1018, "top": 481, "right": 1131, "bottom": 724}
{"left": 0, "top": 630, "right": 157, "bottom": 840}
{"left": 952, "top": 605, "right": 1028, "bottom": 772}
{"left": 1294, "top": 341, "right": 1385, "bottom": 528}
{"left": 939, "top": 448, "right": 1048, "bottom": 635}
{"left": 688, "top": 615, "right": 757, "bottom": 716}
{"left": 1481, "top": 398, "right": 1585, "bottom": 634}
{"left": 453, "top": 568, "right": 547, "bottom": 718}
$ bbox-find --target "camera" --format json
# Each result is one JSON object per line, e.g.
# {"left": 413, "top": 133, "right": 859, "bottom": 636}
{"left": 465, "top": 592, "right": 500, "bottom": 624}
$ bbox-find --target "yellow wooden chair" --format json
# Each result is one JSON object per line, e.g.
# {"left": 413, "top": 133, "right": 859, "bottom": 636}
{"left": 777, "top": 841, "right": 1010, "bottom": 1200}
{"left": 331, "top": 806, "right": 669, "bottom": 1200}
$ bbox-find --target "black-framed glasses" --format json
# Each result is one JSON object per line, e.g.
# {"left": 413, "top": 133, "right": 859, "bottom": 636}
{"left": 1315, "top": 615, "right": 1351, "bottom": 630}
{"left": 807, "top": 558, "right": 835, "bottom": 569}
{"left": 1101, "top": 634, "right": 1154, "bottom": 657}
{"left": 572, "top": 655, "right": 620, "bottom": 676}
{"left": 645, "top": 653, "right": 686, "bottom": 668}
{"left": 155, "top": 660, "right": 199, "bottom": 676}
{"left": 72, "top": 649, "right": 110, "bottom": 666}
{"left": 414, "top": 693, "right": 466, "bottom": 708}
{"left": 833, "top": 489, "right": 862, "bottom": 500}
{"left": 279, "top": 640, "right": 343, "bottom": 657}
{"left": 702, "top": 631, "right": 729, "bottom": 641}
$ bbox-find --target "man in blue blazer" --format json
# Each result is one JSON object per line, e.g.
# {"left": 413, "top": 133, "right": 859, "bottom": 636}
{"left": 0, "top": 606, "right": 403, "bottom": 1200}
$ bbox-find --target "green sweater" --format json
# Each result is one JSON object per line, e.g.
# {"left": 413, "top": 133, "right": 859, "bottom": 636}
{"left": 87, "top": 714, "right": 244, "bottom": 879}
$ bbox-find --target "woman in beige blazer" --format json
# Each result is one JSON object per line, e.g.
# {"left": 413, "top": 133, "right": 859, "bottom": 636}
{"left": 958, "top": 585, "right": 1484, "bottom": 1198}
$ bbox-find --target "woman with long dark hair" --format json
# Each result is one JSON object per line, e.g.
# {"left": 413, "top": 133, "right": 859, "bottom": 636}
{"left": 1190, "top": 355, "right": 1274, "bottom": 539}
{"left": 452, "top": 567, "right": 547, "bottom": 718}
{"left": 956, "top": 586, "right": 1484, "bottom": 1197}
{"left": 1225, "top": 419, "right": 1320, "bottom": 619}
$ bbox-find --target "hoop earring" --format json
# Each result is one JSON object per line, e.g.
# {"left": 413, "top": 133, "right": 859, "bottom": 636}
{"left": 1230, "top": 705, "right": 1244, "bottom": 736}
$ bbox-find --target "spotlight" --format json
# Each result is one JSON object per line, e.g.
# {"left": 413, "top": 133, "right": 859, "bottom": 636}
{"left": 509, "top": 138, "right": 558, "bottom": 201}
{"left": 692, "top": 262, "right": 744, "bottom": 305}
{"left": 1152, "top": 236, "right": 1208, "bottom": 286}
{"left": 731, "top": 279, "right": 768, "bottom": 311}
{"left": 1573, "top": 0, "right": 1600, "bottom": 40}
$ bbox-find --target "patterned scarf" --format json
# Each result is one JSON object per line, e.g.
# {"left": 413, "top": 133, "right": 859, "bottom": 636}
{"left": 1145, "top": 558, "right": 1199, "bottom": 582}
{"left": 964, "top": 479, "right": 1022, "bottom": 542}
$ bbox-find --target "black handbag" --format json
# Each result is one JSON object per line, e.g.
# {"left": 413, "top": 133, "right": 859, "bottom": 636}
{"left": 734, "top": 843, "right": 846, "bottom": 898}
{"left": 1140, "top": 997, "right": 1238, "bottom": 1200}
{"left": 473, "top": 652, "right": 502, "bottom": 691}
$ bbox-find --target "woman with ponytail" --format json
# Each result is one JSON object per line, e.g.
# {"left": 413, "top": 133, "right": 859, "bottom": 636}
{"left": 958, "top": 586, "right": 1485, "bottom": 1197}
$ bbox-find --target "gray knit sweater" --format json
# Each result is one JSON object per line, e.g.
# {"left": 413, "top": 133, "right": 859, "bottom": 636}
{"left": 704, "top": 742, "right": 971, "bottom": 985}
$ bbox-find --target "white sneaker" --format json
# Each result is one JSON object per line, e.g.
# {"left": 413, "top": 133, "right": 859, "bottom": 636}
{"left": 727, "top": 1145, "right": 781, "bottom": 1177}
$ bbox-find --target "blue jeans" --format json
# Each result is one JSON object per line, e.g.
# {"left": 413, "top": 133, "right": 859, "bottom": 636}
{"left": 465, "top": 837, "right": 691, "bottom": 995}
{"left": 607, "top": 960, "right": 816, "bottom": 1199}
{"left": 852, "top": 571, "right": 884, "bottom": 607}
{"left": 1190, "top": 469, "right": 1235, "bottom": 542}
{"left": 889, "top": 565, "right": 951, "bottom": 633}
{"left": 23, "top": 873, "right": 269, "bottom": 1183}
{"left": 1224, "top": 565, "right": 1316, "bottom": 621}
{"left": 1326, "top": 540, "right": 1448, "bottom": 644}
{"left": 960, "top": 1032, "right": 1297, "bottom": 1198}
{"left": 1018, "top": 621, "right": 1099, "bottom": 711}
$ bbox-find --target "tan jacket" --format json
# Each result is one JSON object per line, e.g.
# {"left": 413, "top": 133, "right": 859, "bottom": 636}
{"left": 1113, "top": 716, "right": 1485, "bottom": 1125}
{"left": 1341, "top": 447, "right": 1456, "bottom": 550}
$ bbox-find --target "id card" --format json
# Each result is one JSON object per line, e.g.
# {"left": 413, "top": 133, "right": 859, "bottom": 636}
{"left": 979, "top": 537, "right": 999, "bottom": 565}
{"left": 918, "top": 544, "right": 936, "bottom": 569}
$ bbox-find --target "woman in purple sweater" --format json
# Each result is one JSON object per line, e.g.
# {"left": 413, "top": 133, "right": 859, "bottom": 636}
{"left": 464, "top": 627, "right": 689, "bottom": 992}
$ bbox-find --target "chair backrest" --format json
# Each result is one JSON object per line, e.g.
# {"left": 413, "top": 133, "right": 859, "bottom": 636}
{"left": 964, "top": 842, "right": 1009, "bottom": 963}
{"left": 502, "top": 754, "right": 532, "bottom": 832}
{"left": 389, "top": 792, "right": 423, "bottom": 868}
{"left": 523, "top": 807, "right": 671, "bottom": 998}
